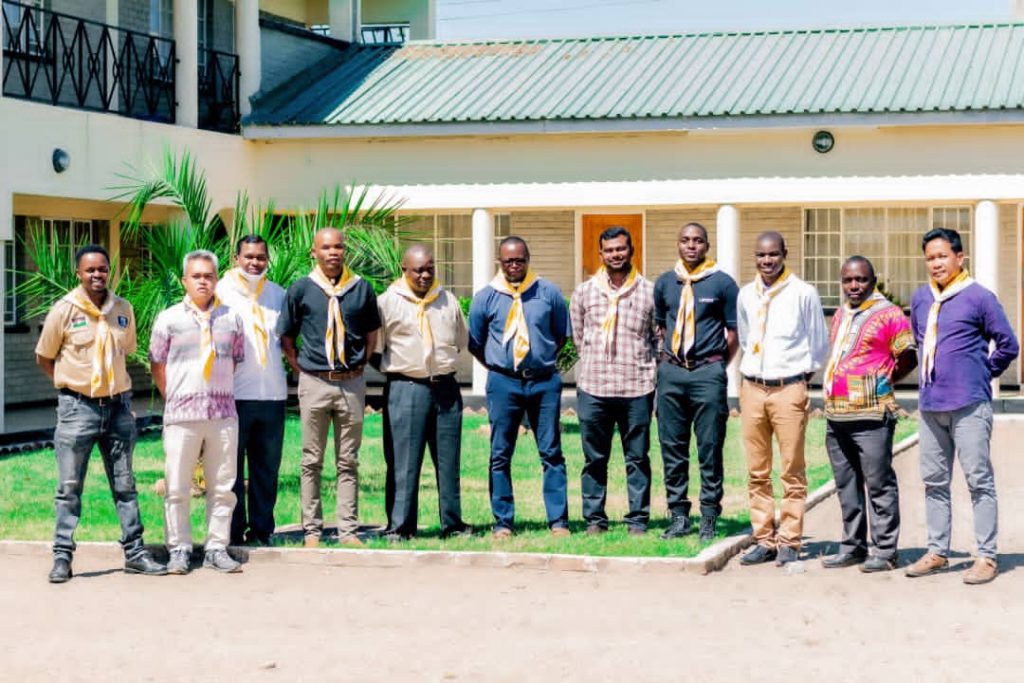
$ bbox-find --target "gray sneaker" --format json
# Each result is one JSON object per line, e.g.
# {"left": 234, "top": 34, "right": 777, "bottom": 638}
{"left": 203, "top": 549, "right": 242, "bottom": 573}
{"left": 166, "top": 548, "right": 191, "bottom": 575}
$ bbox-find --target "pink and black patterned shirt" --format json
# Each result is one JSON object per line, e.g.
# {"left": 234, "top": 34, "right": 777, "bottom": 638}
{"left": 570, "top": 274, "right": 657, "bottom": 398}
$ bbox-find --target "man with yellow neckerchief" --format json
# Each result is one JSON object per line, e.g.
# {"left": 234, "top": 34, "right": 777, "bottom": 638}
{"left": 278, "top": 228, "right": 381, "bottom": 548}
{"left": 905, "top": 228, "right": 1018, "bottom": 585}
{"left": 737, "top": 232, "right": 828, "bottom": 568}
{"left": 469, "top": 236, "right": 572, "bottom": 538}
{"left": 36, "top": 245, "right": 166, "bottom": 583}
{"left": 654, "top": 223, "right": 739, "bottom": 542}
{"left": 216, "top": 235, "right": 287, "bottom": 547}
{"left": 373, "top": 245, "right": 470, "bottom": 540}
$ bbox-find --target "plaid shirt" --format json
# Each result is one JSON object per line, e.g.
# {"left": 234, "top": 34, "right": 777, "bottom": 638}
{"left": 570, "top": 274, "right": 657, "bottom": 398}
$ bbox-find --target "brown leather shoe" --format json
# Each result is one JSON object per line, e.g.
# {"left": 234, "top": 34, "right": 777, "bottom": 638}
{"left": 492, "top": 527, "right": 513, "bottom": 540}
{"left": 963, "top": 557, "right": 998, "bottom": 585}
{"left": 551, "top": 527, "right": 571, "bottom": 538}
{"left": 339, "top": 535, "right": 364, "bottom": 547}
{"left": 303, "top": 535, "right": 320, "bottom": 549}
{"left": 904, "top": 552, "right": 948, "bottom": 577}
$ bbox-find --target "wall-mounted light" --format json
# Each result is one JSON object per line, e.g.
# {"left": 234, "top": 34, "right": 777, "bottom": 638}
{"left": 52, "top": 148, "right": 71, "bottom": 173}
{"left": 812, "top": 130, "right": 834, "bottom": 154}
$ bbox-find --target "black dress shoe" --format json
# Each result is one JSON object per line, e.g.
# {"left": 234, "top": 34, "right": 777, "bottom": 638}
{"left": 860, "top": 555, "right": 898, "bottom": 573}
{"left": 821, "top": 551, "right": 867, "bottom": 569}
{"left": 739, "top": 544, "right": 777, "bottom": 565}
{"left": 660, "top": 516, "right": 694, "bottom": 539}
{"left": 698, "top": 515, "right": 718, "bottom": 542}
{"left": 125, "top": 553, "right": 169, "bottom": 576}
{"left": 775, "top": 546, "right": 800, "bottom": 566}
{"left": 48, "top": 557, "right": 72, "bottom": 584}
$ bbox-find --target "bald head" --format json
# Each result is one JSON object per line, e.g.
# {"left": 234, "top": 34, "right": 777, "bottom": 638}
{"left": 312, "top": 227, "right": 345, "bottom": 278}
{"left": 401, "top": 243, "right": 436, "bottom": 296}
{"left": 401, "top": 244, "right": 434, "bottom": 267}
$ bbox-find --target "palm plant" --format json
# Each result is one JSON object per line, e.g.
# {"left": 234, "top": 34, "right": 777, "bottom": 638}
{"left": 15, "top": 222, "right": 98, "bottom": 320}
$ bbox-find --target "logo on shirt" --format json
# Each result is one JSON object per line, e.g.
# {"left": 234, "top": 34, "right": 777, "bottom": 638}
{"left": 70, "top": 316, "right": 87, "bottom": 330}
{"left": 117, "top": 315, "right": 129, "bottom": 329}
{"left": 698, "top": 297, "right": 717, "bottom": 304}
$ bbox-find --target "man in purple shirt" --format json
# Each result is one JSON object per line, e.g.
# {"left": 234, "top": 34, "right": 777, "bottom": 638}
{"left": 906, "top": 228, "right": 1018, "bottom": 585}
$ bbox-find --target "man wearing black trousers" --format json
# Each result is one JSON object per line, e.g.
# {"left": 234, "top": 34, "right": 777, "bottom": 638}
{"left": 654, "top": 222, "right": 740, "bottom": 541}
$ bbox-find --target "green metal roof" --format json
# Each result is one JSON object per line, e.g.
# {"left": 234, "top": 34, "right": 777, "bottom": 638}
{"left": 246, "top": 22, "right": 1024, "bottom": 130}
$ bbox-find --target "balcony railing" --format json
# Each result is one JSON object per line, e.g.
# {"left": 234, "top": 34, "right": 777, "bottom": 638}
{"left": 1, "top": 0, "right": 175, "bottom": 123}
{"left": 361, "top": 23, "right": 409, "bottom": 45}
{"left": 197, "top": 47, "right": 239, "bottom": 133}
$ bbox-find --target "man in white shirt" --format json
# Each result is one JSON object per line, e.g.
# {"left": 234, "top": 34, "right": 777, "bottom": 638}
{"left": 216, "top": 235, "right": 288, "bottom": 547}
{"left": 736, "top": 231, "right": 828, "bottom": 567}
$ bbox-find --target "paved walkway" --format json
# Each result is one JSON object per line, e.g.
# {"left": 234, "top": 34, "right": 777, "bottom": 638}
{"left": 1, "top": 419, "right": 1022, "bottom": 682}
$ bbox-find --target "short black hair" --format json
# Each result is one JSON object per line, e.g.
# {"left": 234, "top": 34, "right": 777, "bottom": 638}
{"left": 599, "top": 226, "right": 632, "bottom": 249}
{"left": 755, "top": 231, "right": 787, "bottom": 252}
{"left": 235, "top": 234, "right": 269, "bottom": 256}
{"left": 75, "top": 244, "right": 109, "bottom": 267}
{"left": 842, "top": 255, "right": 876, "bottom": 282}
{"left": 680, "top": 222, "right": 708, "bottom": 241}
{"left": 922, "top": 227, "right": 963, "bottom": 253}
{"left": 499, "top": 235, "right": 530, "bottom": 259}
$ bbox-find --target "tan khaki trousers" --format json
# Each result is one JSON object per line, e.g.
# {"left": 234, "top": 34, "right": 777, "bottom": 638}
{"left": 740, "top": 379, "right": 809, "bottom": 550}
{"left": 298, "top": 372, "right": 365, "bottom": 540}
{"left": 163, "top": 418, "right": 238, "bottom": 552}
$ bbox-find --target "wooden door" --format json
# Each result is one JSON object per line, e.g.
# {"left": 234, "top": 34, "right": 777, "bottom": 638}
{"left": 581, "top": 214, "right": 643, "bottom": 280}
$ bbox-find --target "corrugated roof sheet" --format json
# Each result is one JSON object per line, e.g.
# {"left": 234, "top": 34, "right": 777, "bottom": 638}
{"left": 246, "top": 22, "right": 1024, "bottom": 128}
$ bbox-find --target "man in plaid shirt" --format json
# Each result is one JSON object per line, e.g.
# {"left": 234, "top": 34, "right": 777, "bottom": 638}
{"left": 570, "top": 227, "right": 658, "bottom": 535}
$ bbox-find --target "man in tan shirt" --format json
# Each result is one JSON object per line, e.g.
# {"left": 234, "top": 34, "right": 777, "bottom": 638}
{"left": 373, "top": 244, "right": 470, "bottom": 539}
{"left": 35, "top": 245, "right": 166, "bottom": 583}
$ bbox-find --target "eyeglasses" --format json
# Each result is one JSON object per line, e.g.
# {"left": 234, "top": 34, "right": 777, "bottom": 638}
{"left": 500, "top": 258, "right": 528, "bottom": 266}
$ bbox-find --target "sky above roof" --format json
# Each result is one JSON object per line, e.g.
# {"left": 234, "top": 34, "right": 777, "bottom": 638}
{"left": 436, "top": 0, "right": 1017, "bottom": 41}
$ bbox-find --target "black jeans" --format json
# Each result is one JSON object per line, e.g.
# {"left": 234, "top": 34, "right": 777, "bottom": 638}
{"left": 231, "top": 400, "right": 286, "bottom": 544}
{"left": 577, "top": 390, "right": 653, "bottom": 529}
{"left": 825, "top": 417, "right": 900, "bottom": 559}
{"left": 655, "top": 360, "right": 728, "bottom": 519}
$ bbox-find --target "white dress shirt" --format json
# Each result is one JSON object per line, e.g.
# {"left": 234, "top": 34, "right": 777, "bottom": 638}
{"left": 216, "top": 274, "right": 288, "bottom": 401}
{"left": 737, "top": 273, "right": 829, "bottom": 380}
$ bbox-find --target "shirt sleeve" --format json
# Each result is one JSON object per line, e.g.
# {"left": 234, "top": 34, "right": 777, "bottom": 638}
{"left": 981, "top": 292, "right": 1020, "bottom": 377}
{"left": 722, "top": 276, "right": 739, "bottom": 331}
{"left": 569, "top": 286, "right": 584, "bottom": 349}
{"left": 358, "top": 283, "right": 382, "bottom": 333}
{"left": 374, "top": 297, "right": 388, "bottom": 354}
{"left": 804, "top": 287, "right": 830, "bottom": 371}
{"left": 123, "top": 304, "right": 138, "bottom": 356}
{"left": 148, "top": 312, "right": 171, "bottom": 364}
{"left": 232, "top": 314, "right": 245, "bottom": 363}
{"left": 35, "top": 304, "right": 67, "bottom": 359}
{"left": 551, "top": 287, "right": 571, "bottom": 342}
{"left": 276, "top": 283, "right": 301, "bottom": 338}
{"left": 652, "top": 275, "right": 667, "bottom": 329}
{"left": 888, "top": 310, "right": 914, "bottom": 356}
{"left": 736, "top": 290, "right": 749, "bottom": 349}
{"left": 468, "top": 291, "right": 488, "bottom": 358}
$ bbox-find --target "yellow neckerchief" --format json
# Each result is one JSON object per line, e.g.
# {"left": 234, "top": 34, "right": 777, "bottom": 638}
{"left": 921, "top": 269, "right": 974, "bottom": 385}
{"left": 231, "top": 268, "right": 269, "bottom": 367}
{"left": 823, "top": 291, "right": 885, "bottom": 397}
{"left": 490, "top": 268, "right": 539, "bottom": 370}
{"left": 671, "top": 259, "right": 720, "bottom": 358}
{"left": 309, "top": 264, "right": 360, "bottom": 370}
{"left": 64, "top": 287, "right": 117, "bottom": 397}
{"left": 592, "top": 266, "right": 640, "bottom": 355}
{"left": 389, "top": 276, "right": 443, "bottom": 371}
{"left": 750, "top": 266, "right": 792, "bottom": 362}
{"left": 183, "top": 294, "right": 221, "bottom": 382}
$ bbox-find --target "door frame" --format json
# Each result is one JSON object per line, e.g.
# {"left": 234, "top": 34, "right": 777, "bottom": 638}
{"left": 574, "top": 208, "right": 646, "bottom": 287}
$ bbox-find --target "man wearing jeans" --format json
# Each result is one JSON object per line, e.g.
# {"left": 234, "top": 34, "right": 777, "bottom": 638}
{"left": 150, "top": 250, "right": 246, "bottom": 574}
{"left": 469, "top": 236, "right": 572, "bottom": 538}
{"left": 35, "top": 245, "right": 166, "bottom": 583}
{"left": 906, "top": 228, "right": 1018, "bottom": 585}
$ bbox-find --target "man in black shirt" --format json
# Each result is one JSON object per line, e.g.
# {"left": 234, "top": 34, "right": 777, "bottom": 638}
{"left": 654, "top": 222, "right": 739, "bottom": 541}
{"left": 278, "top": 228, "right": 381, "bottom": 547}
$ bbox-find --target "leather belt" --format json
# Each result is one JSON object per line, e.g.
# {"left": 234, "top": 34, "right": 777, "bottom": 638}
{"left": 743, "top": 373, "right": 806, "bottom": 387}
{"left": 660, "top": 352, "right": 724, "bottom": 370}
{"left": 59, "top": 388, "right": 128, "bottom": 406}
{"left": 385, "top": 372, "right": 456, "bottom": 386}
{"left": 487, "top": 365, "right": 556, "bottom": 381}
{"left": 305, "top": 367, "right": 364, "bottom": 382}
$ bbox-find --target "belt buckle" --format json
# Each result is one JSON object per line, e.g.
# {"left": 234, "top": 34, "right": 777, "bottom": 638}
{"left": 429, "top": 375, "right": 441, "bottom": 383}
{"left": 680, "top": 358, "right": 694, "bottom": 370}
{"left": 520, "top": 368, "right": 535, "bottom": 379}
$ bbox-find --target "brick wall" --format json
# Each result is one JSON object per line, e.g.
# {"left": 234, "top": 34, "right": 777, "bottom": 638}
{"left": 51, "top": 0, "right": 106, "bottom": 23}
{"left": 118, "top": 0, "right": 150, "bottom": 34}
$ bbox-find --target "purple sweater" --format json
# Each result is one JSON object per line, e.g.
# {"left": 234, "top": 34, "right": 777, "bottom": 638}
{"left": 910, "top": 282, "right": 1019, "bottom": 412}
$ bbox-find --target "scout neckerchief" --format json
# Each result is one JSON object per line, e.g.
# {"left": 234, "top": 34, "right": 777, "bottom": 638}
{"left": 671, "top": 258, "right": 720, "bottom": 358}
{"left": 309, "top": 264, "right": 360, "bottom": 370}
{"left": 593, "top": 265, "right": 640, "bottom": 356}
{"left": 749, "top": 266, "right": 793, "bottom": 365}
{"left": 183, "top": 294, "right": 221, "bottom": 382}
{"left": 823, "top": 291, "right": 886, "bottom": 397}
{"left": 389, "top": 276, "right": 442, "bottom": 371}
{"left": 231, "top": 268, "right": 269, "bottom": 367}
{"left": 64, "top": 287, "right": 117, "bottom": 397}
{"left": 491, "top": 268, "right": 539, "bottom": 370}
{"left": 921, "top": 268, "right": 974, "bottom": 385}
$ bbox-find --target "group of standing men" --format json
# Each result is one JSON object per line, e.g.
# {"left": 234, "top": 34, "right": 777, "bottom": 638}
{"left": 36, "top": 218, "right": 1016, "bottom": 585}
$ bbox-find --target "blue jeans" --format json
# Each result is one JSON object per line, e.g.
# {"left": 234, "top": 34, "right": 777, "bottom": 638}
{"left": 52, "top": 392, "right": 145, "bottom": 560}
{"left": 486, "top": 371, "right": 568, "bottom": 531}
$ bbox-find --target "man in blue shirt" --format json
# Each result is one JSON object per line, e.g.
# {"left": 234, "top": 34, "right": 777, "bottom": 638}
{"left": 469, "top": 236, "right": 572, "bottom": 538}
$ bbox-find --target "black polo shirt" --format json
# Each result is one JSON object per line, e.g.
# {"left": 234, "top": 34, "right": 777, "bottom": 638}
{"left": 653, "top": 269, "right": 738, "bottom": 360}
{"left": 277, "top": 276, "right": 381, "bottom": 371}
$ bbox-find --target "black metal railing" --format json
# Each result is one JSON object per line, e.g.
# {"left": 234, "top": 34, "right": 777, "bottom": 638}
{"left": 361, "top": 23, "right": 409, "bottom": 45}
{"left": 1, "top": 0, "right": 175, "bottom": 123}
{"left": 198, "top": 47, "right": 239, "bottom": 133}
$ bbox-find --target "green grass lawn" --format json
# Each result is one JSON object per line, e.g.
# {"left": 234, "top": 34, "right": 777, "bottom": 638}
{"left": 0, "top": 412, "right": 916, "bottom": 558}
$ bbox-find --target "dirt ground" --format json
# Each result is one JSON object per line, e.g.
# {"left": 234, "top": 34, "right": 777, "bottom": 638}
{"left": 2, "top": 420, "right": 1022, "bottom": 682}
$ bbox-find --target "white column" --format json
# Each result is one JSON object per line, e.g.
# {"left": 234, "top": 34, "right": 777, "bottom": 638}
{"left": 974, "top": 200, "right": 1001, "bottom": 395}
{"left": 235, "top": 0, "right": 261, "bottom": 117}
{"left": 329, "top": 0, "right": 359, "bottom": 42}
{"left": 471, "top": 208, "right": 494, "bottom": 396}
{"left": 0, "top": 191, "right": 9, "bottom": 434}
{"left": 173, "top": 0, "right": 199, "bottom": 127}
{"left": 716, "top": 204, "right": 741, "bottom": 399}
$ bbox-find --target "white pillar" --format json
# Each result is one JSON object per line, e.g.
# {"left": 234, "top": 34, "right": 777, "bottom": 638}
{"left": 974, "top": 200, "right": 1001, "bottom": 395}
{"left": 329, "top": 0, "right": 359, "bottom": 42}
{"left": 235, "top": 0, "right": 261, "bottom": 117}
{"left": 0, "top": 191, "right": 10, "bottom": 433}
{"left": 716, "top": 204, "right": 741, "bottom": 400}
{"left": 471, "top": 208, "right": 494, "bottom": 396}
{"left": 174, "top": 0, "right": 199, "bottom": 127}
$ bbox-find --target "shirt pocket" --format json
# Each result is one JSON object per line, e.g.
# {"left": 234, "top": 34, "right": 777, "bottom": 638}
{"left": 68, "top": 327, "right": 95, "bottom": 349}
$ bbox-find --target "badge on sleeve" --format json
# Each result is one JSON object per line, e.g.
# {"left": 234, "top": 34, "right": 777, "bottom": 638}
{"left": 117, "top": 315, "right": 129, "bottom": 329}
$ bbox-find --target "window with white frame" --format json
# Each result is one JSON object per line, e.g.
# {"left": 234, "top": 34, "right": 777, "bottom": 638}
{"left": 3, "top": 240, "right": 16, "bottom": 326}
{"left": 36, "top": 218, "right": 98, "bottom": 266}
{"left": 400, "top": 213, "right": 512, "bottom": 298}
{"left": 804, "top": 206, "right": 972, "bottom": 309}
